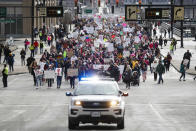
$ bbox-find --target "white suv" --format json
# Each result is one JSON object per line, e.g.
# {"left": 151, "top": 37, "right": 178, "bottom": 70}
{"left": 66, "top": 79, "right": 128, "bottom": 129}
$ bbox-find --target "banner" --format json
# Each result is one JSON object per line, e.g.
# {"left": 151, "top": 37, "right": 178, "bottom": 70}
{"left": 67, "top": 69, "right": 78, "bottom": 77}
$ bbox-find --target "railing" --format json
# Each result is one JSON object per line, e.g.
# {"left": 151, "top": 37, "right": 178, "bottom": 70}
{"left": 161, "top": 22, "right": 190, "bottom": 38}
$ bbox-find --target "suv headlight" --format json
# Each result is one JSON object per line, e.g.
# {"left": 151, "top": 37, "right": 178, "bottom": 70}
{"left": 110, "top": 100, "right": 120, "bottom": 107}
{"left": 74, "top": 100, "right": 82, "bottom": 106}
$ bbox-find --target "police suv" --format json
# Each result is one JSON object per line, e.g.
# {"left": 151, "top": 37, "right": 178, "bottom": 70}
{"left": 66, "top": 77, "right": 128, "bottom": 129}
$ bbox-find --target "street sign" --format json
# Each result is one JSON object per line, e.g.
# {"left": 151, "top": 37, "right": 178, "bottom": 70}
{"left": 125, "top": 6, "right": 137, "bottom": 21}
{"left": 0, "top": 19, "right": 15, "bottom": 23}
{"left": 47, "top": 6, "right": 63, "bottom": 17}
{"left": 174, "top": 6, "right": 184, "bottom": 21}
{"left": 0, "top": 8, "right": 6, "bottom": 18}
{"left": 39, "top": 7, "right": 47, "bottom": 17}
{"left": 85, "top": 9, "right": 92, "bottom": 14}
{"left": 162, "top": 9, "right": 169, "bottom": 18}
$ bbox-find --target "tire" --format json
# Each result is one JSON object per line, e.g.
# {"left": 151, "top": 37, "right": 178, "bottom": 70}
{"left": 68, "top": 118, "right": 78, "bottom": 129}
{"left": 117, "top": 117, "right": 124, "bottom": 129}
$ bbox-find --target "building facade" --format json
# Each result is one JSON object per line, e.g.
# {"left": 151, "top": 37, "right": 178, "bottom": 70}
{"left": 0, "top": 0, "right": 58, "bottom": 37}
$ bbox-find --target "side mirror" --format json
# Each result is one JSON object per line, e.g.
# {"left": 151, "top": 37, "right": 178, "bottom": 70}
{"left": 122, "top": 92, "right": 129, "bottom": 97}
{"left": 66, "top": 92, "right": 73, "bottom": 96}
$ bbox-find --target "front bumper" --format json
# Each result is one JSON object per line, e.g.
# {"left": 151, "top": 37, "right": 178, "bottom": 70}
{"left": 68, "top": 106, "right": 124, "bottom": 123}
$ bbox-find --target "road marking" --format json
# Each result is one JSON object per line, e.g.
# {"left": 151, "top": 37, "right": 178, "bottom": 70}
{"left": 149, "top": 104, "right": 165, "bottom": 121}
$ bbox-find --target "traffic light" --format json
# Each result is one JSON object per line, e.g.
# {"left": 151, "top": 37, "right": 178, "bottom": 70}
{"left": 116, "top": 0, "right": 119, "bottom": 7}
{"left": 98, "top": 0, "right": 101, "bottom": 7}
{"left": 75, "top": 0, "right": 78, "bottom": 7}
{"left": 47, "top": 6, "right": 63, "bottom": 17}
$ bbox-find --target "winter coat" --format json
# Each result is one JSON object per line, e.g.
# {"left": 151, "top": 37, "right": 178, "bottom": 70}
{"left": 180, "top": 64, "right": 186, "bottom": 73}
{"left": 156, "top": 63, "right": 165, "bottom": 74}
{"left": 122, "top": 69, "right": 132, "bottom": 83}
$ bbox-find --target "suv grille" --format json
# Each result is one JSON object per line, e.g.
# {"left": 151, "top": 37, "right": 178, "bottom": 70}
{"left": 82, "top": 101, "right": 109, "bottom": 108}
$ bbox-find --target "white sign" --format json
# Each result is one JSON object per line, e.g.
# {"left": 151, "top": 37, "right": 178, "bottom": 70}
{"left": 44, "top": 70, "right": 55, "bottom": 79}
{"left": 67, "top": 69, "right": 78, "bottom": 77}
{"left": 39, "top": 7, "right": 47, "bottom": 17}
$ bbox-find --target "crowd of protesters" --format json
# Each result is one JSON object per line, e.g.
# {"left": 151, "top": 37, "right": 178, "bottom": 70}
{"left": 1, "top": 15, "right": 196, "bottom": 88}
{"left": 24, "top": 16, "right": 172, "bottom": 89}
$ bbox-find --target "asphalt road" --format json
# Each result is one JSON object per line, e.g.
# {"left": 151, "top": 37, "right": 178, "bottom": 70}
{"left": 0, "top": 67, "right": 196, "bottom": 131}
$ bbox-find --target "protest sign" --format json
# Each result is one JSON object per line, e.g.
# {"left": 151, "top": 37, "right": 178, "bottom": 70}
{"left": 123, "top": 51, "right": 130, "bottom": 58}
{"left": 67, "top": 69, "right": 78, "bottom": 77}
{"left": 44, "top": 70, "right": 55, "bottom": 79}
{"left": 107, "top": 43, "right": 114, "bottom": 52}
{"left": 116, "top": 37, "right": 121, "bottom": 44}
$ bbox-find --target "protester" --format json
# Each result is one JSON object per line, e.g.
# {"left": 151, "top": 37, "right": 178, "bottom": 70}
{"left": 7, "top": 53, "right": 14, "bottom": 72}
{"left": 34, "top": 65, "right": 43, "bottom": 89}
{"left": 122, "top": 65, "right": 132, "bottom": 89}
{"left": 183, "top": 50, "right": 192, "bottom": 69}
{"left": 179, "top": 60, "right": 186, "bottom": 81}
{"left": 2, "top": 64, "right": 8, "bottom": 87}
{"left": 151, "top": 59, "right": 158, "bottom": 81}
{"left": 55, "top": 64, "right": 63, "bottom": 88}
{"left": 20, "top": 48, "right": 26, "bottom": 66}
{"left": 156, "top": 60, "right": 165, "bottom": 84}
{"left": 29, "top": 44, "right": 35, "bottom": 57}
{"left": 68, "top": 62, "right": 77, "bottom": 89}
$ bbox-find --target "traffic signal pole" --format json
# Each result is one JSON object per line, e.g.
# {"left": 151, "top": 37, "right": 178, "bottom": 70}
{"left": 31, "top": 0, "right": 34, "bottom": 46}
{"left": 171, "top": 0, "right": 174, "bottom": 39}
{"left": 43, "top": 0, "right": 45, "bottom": 24}
{"left": 180, "top": 0, "right": 184, "bottom": 48}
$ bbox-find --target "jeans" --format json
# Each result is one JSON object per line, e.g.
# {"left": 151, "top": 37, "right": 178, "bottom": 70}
{"left": 31, "top": 50, "right": 34, "bottom": 57}
{"left": 40, "top": 48, "right": 43, "bottom": 54}
{"left": 158, "top": 73, "right": 163, "bottom": 84}
{"left": 3, "top": 76, "right": 8, "bottom": 87}
{"left": 57, "top": 76, "right": 62, "bottom": 88}
{"left": 36, "top": 75, "right": 42, "bottom": 87}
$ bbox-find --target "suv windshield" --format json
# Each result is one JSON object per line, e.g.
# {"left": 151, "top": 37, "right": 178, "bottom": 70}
{"left": 74, "top": 82, "right": 119, "bottom": 96}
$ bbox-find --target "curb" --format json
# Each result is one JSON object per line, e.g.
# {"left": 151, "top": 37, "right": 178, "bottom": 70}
{"left": 161, "top": 53, "right": 196, "bottom": 76}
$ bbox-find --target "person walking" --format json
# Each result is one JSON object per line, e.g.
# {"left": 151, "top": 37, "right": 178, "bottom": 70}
{"left": 2, "top": 64, "right": 8, "bottom": 87}
{"left": 24, "top": 39, "right": 30, "bottom": 52}
{"left": 179, "top": 60, "right": 186, "bottom": 81}
{"left": 20, "top": 48, "right": 26, "bottom": 66}
{"left": 164, "top": 39, "right": 167, "bottom": 46}
{"left": 34, "top": 65, "right": 43, "bottom": 89}
{"left": 68, "top": 63, "right": 77, "bottom": 89}
{"left": 156, "top": 61, "right": 165, "bottom": 84}
{"left": 40, "top": 41, "right": 44, "bottom": 54}
{"left": 0, "top": 44, "right": 3, "bottom": 64}
{"left": 141, "top": 63, "right": 147, "bottom": 82}
{"left": 33, "top": 40, "right": 39, "bottom": 55}
{"left": 159, "top": 36, "right": 163, "bottom": 49}
{"left": 7, "top": 53, "right": 14, "bottom": 72}
{"left": 122, "top": 65, "right": 132, "bottom": 89}
{"left": 183, "top": 50, "right": 192, "bottom": 69}
{"left": 151, "top": 60, "right": 158, "bottom": 81}
{"left": 29, "top": 44, "right": 35, "bottom": 57}
{"left": 30, "top": 61, "right": 37, "bottom": 86}
{"left": 55, "top": 64, "right": 63, "bottom": 88}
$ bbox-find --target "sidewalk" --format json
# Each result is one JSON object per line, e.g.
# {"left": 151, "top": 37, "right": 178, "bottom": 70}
{"left": 0, "top": 38, "right": 50, "bottom": 76}
{"left": 158, "top": 29, "right": 196, "bottom": 75}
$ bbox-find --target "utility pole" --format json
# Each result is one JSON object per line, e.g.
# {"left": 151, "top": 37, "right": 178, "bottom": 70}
{"left": 31, "top": 0, "right": 34, "bottom": 46}
{"left": 171, "top": 0, "right": 174, "bottom": 39}
{"left": 43, "top": 0, "right": 46, "bottom": 24}
{"left": 180, "top": 0, "right": 184, "bottom": 48}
